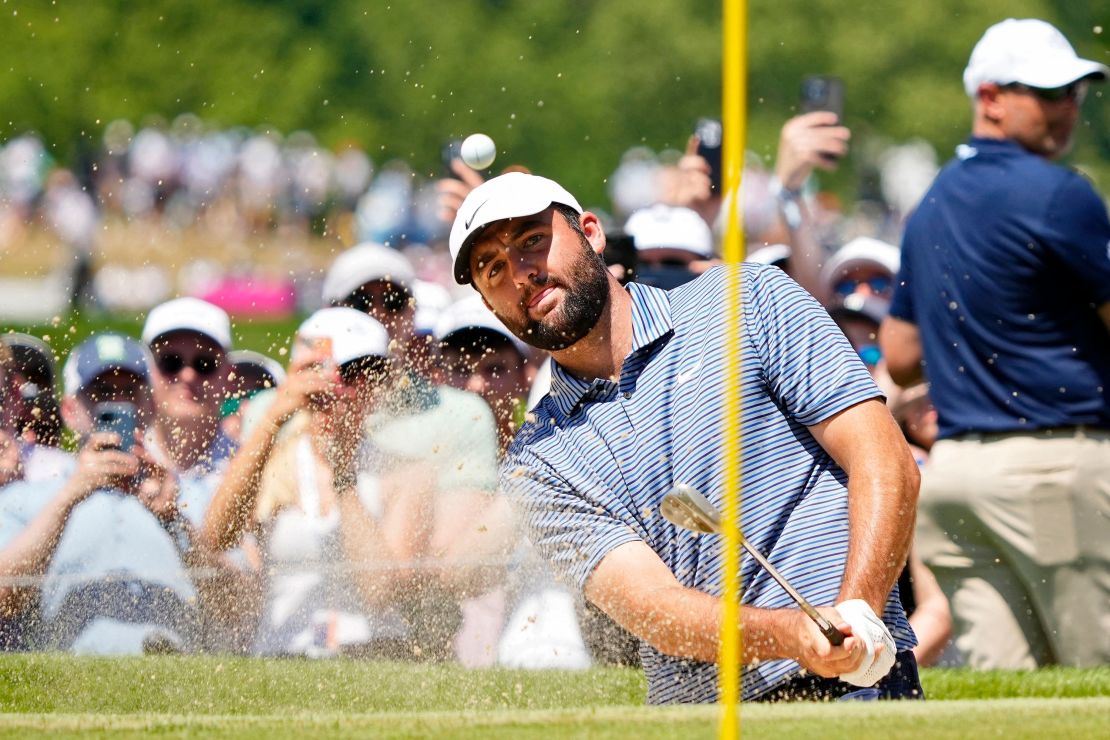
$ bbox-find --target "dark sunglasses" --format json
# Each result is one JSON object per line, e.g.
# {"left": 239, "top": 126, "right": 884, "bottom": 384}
{"left": 155, "top": 352, "right": 221, "bottom": 377}
{"left": 1002, "top": 81, "right": 1087, "bottom": 103}
{"left": 834, "top": 275, "right": 892, "bottom": 297}
{"left": 338, "top": 283, "right": 411, "bottom": 315}
{"left": 338, "top": 356, "right": 390, "bottom": 386}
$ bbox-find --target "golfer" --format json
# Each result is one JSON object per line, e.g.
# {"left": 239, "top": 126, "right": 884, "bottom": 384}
{"left": 449, "top": 172, "right": 922, "bottom": 702}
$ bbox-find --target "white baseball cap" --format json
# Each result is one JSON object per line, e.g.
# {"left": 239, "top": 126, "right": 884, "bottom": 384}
{"left": 745, "top": 243, "right": 791, "bottom": 267}
{"left": 294, "top": 307, "right": 389, "bottom": 366}
{"left": 963, "top": 18, "right": 1108, "bottom": 97}
{"left": 820, "top": 237, "right": 901, "bottom": 287}
{"left": 449, "top": 172, "right": 583, "bottom": 285}
{"left": 321, "top": 242, "right": 415, "bottom": 305}
{"left": 142, "top": 297, "right": 232, "bottom": 350}
{"left": 624, "top": 204, "right": 713, "bottom": 259}
{"left": 434, "top": 294, "right": 527, "bottom": 356}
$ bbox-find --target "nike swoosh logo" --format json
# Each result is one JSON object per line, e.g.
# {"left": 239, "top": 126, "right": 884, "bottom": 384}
{"left": 465, "top": 199, "right": 490, "bottom": 230}
{"left": 676, "top": 363, "right": 701, "bottom": 383}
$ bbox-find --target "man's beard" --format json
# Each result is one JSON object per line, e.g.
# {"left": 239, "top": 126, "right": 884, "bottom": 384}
{"left": 496, "top": 233, "right": 609, "bottom": 352}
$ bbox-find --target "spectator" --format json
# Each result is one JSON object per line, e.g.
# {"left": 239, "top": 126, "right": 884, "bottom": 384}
{"left": 141, "top": 297, "right": 236, "bottom": 493}
{"left": 142, "top": 297, "right": 258, "bottom": 650}
{"left": 435, "top": 296, "right": 592, "bottom": 669}
{"left": 435, "top": 296, "right": 533, "bottom": 454}
{"left": 322, "top": 245, "right": 508, "bottom": 660}
{"left": 819, "top": 237, "right": 899, "bottom": 306}
{"left": 623, "top": 204, "right": 718, "bottom": 289}
{"left": 202, "top": 308, "right": 414, "bottom": 656}
{"left": 1, "top": 334, "right": 69, "bottom": 483}
{"left": 880, "top": 18, "right": 1110, "bottom": 669}
{"left": 0, "top": 334, "right": 205, "bottom": 653}
{"left": 221, "top": 350, "right": 286, "bottom": 446}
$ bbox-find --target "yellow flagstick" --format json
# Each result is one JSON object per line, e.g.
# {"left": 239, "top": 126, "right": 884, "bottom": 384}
{"left": 718, "top": 0, "right": 746, "bottom": 736}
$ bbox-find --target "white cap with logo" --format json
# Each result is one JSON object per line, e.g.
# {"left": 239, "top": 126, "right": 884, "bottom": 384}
{"left": 963, "top": 18, "right": 1108, "bottom": 97}
{"left": 449, "top": 172, "right": 583, "bottom": 285}
{"left": 142, "top": 297, "right": 232, "bottom": 350}
{"left": 294, "top": 307, "right": 389, "bottom": 366}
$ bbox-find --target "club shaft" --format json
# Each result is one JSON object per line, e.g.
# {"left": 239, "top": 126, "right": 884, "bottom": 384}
{"left": 737, "top": 538, "right": 845, "bottom": 646}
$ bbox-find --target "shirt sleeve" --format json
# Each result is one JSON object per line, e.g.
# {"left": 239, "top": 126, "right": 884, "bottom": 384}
{"left": 499, "top": 444, "right": 642, "bottom": 591}
{"left": 1044, "top": 173, "right": 1110, "bottom": 307}
{"left": 745, "top": 265, "right": 882, "bottom": 426}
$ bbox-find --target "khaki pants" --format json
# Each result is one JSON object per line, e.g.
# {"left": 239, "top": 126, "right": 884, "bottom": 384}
{"left": 915, "top": 428, "right": 1110, "bottom": 669}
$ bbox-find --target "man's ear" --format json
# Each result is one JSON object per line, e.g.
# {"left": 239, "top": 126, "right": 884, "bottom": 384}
{"left": 580, "top": 211, "right": 607, "bottom": 256}
{"left": 977, "top": 83, "right": 1006, "bottom": 123}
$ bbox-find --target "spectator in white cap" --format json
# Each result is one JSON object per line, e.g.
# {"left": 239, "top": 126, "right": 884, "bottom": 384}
{"left": 202, "top": 308, "right": 410, "bottom": 656}
{"left": 435, "top": 295, "right": 533, "bottom": 454}
{"left": 322, "top": 240, "right": 505, "bottom": 660}
{"left": 819, "top": 236, "right": 900, "bottom": 308}
{"left": 881, "top": 18, "right": 1110, "bottom": 669}
{"left": 141, "top": 297, "right": 235, "bottom": 483}
{"left": 321, "top": 242, "right": 423, "bottom": 371}
{"left": 623, "top": 204, "right": 719, "bottom": 290}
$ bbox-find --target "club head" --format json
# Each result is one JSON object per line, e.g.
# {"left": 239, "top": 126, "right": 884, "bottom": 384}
{"left": 661, "top": 484, "right": 722, "bottom": 534}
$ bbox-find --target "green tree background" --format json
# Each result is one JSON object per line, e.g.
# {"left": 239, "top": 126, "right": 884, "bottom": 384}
{"left": 0, "top": 0, "right": 1105, "bottom": 207}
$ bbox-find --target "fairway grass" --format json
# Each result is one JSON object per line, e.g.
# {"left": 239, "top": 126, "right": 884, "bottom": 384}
{"left": 0, "top": 700, "right": 1108, "bottom": 739}
{"left": 0, "top": 656, "right": 1108, "bottom": 738}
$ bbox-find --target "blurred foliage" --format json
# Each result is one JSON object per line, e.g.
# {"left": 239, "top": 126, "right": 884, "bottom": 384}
{"left": 0, "top": 0, "right": 1105, "bottom": 206}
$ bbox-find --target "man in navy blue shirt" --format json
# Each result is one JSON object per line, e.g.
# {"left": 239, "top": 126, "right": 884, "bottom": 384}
{"left": 450, "top": 172, "right": 922, "bottom": 702}
{"left": 880, "top": 18, "right": 1110, "bottom": 669}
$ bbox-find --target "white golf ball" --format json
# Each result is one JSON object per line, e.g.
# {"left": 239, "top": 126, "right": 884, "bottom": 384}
{"left": 460, "top": 133, "right": 497, "bottom": 170}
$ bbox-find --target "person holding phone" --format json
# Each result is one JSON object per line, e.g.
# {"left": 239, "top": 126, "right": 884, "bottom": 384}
{"left": 0, "top": 334, "right": 206, "bottom": 653}
{"left": 202, "top": 308, "right": 421, "bottom": 657}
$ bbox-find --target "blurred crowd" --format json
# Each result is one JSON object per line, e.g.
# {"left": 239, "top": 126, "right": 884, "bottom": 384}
{"left": 0, "top": 110, "right": 940, "bottom": 316}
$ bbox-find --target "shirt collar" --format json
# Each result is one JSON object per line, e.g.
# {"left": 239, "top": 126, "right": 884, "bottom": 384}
{"left": 962, "top": 136, "right": 1026, "bottom": 158}
{"left": 547, "top": 282, "right": 674, "bottom": 418}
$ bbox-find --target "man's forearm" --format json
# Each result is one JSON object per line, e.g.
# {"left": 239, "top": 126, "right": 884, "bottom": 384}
{"left": 590, "top": 581, "right": 800, "bottom": 665}
{"left": 199, "top": 410, "right": 285, "bottom": 550}
{"left": 839, "top": 456, "right": 920, "bottom": 613}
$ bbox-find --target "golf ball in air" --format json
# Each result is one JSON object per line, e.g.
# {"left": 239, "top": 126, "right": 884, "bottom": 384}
{"left": 461, "top": 133, "right": 497, "bottom": 170}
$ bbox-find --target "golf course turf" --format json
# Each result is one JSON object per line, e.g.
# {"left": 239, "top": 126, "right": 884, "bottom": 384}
{"left": 0, "top": 656, "right": 1106, "bottom": 737}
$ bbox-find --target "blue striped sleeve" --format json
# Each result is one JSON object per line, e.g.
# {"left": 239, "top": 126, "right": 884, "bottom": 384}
{"left": 745, "top": 265, "right": 882, "bottom": 426}
{"left": 500, "top": 445, "right": 642, "bottom": 590}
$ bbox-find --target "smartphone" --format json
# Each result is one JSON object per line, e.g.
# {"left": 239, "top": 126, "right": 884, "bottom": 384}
{"left": 441, "top": 139, "right": 464, "bottom": 179}
{"left": 93, "top": 402, "right": 138, "bottom": 452}
{"left": 694, "top": 118, "right": 723, "bottom": 194}
{"left": 799, "top": 75, "right": 845, "bottom": 118}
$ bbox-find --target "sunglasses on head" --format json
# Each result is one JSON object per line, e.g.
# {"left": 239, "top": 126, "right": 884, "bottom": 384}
{"left": 1001, "top": 80, "right": 1088, "bottom": 104}
{"left": 155, "top": 352, "right": 221, "bottom": 377}
{"left": 834, "top": 275, "right": 892, "bottom": 297}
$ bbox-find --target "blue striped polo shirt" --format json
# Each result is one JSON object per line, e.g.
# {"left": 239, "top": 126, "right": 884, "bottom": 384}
{"left": 501, "top": 264, "right": 915, "bottom": 703}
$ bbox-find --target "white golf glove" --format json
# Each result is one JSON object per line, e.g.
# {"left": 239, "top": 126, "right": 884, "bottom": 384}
{"left": 835, "top": 599, "right": 896, "bottom": 687}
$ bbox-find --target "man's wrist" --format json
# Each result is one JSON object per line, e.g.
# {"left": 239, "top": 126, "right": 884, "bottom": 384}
{"left": 769, "top": 176, "right": 804, "bottom": 230}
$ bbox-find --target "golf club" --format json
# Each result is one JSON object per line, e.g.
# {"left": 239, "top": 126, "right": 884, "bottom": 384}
{"left": 660, "top": 483, "right": 845, "bottom": 646}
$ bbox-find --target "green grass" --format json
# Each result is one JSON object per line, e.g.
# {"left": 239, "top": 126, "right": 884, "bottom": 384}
{"left": 0, "top": 656, "right": 1108, "bottom": 738}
